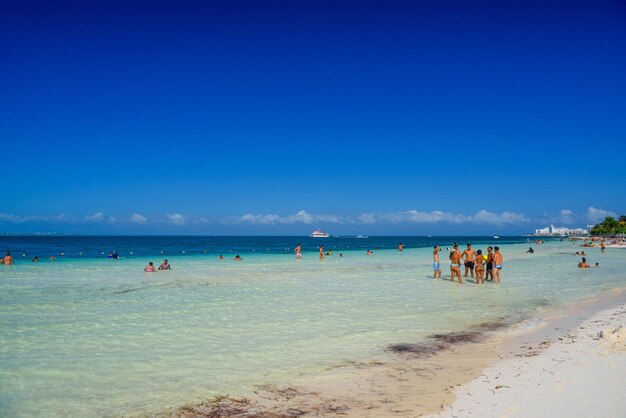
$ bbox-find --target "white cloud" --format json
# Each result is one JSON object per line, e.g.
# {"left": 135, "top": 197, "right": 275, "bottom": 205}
{"left": 83, "top": 212, "right": 105, "bottom": 222}
{"left": 357, "top": 209, "right": 528, "bottom": 225}
{"left": 167, "top": 213, "right": 186, "bottom": 225}
{"left": 239, "top": 213, "right": 281, "bottom": 224}
{"left": 232, "top": 209, "right": 528, "bottom": 226}
{"left": 555, "top": 209, "right": 576, "bottom": 225}
{"left": 236, "top": 210, "right": 339, "bottom": 225}
{"left": 586, "top": 206, "right": 616, "bottom": 223}
{"left": 130, "top": 213, "right": 148, "bottom": 224}
{"left": 0, "top": 213, "right": 25, "bottom": 223}
{"left": 357, "top": 213, "right": 377, "bottom": 224}
{"left": 469, "top": 210, "right": 529, "bottom": 225}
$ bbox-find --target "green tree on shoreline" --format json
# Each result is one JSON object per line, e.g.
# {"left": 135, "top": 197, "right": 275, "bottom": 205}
{"left": 590, "top": 216, "right": 626, "bottom": 235}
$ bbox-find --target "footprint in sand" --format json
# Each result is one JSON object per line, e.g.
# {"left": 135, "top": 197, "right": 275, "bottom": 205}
{"left": 506, "top": 405, "right": 519, "bottom": 414}
{"left": 555, "top": 380, "right": 567, "bottom": 390}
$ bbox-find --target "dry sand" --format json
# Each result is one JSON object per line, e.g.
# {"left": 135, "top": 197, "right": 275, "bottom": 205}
{"left": 432, "top": 290, "right": 626, "bottom": 418}
{"left": 164, "top": 289, "right": 626, "bottom": 418}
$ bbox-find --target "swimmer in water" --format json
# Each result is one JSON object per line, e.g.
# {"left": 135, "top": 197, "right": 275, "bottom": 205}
{"left": 234, "top": 255, "right": 242, "bottom": 261}
{"left": 398, "top": 243, "right": 404, "bottom": 251}
{"left": 4, "top": 252, "right": 14, "bottom": 265}
{"left": 144, "top": 262, "right": 156, "bottom": 272}
{"left": 32, "top": 256, "right": 39, "bottom": 263}
{"left": 219, "top": 255, "right": 224, "bottom": 260}
{"left": 295, "top": 243, "right": 302, "bottom": 259}
{"left": 158, "top": 259, "right": 171, "bottom": 270}
{"left": 578, "top": 257, "right": 589, "bottom": 268}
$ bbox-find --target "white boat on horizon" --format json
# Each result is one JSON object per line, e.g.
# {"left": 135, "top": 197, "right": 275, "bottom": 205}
{"left": 494, "top": 235, "right": 500, "bottom": 239}
{"left": 310, "top": 229, "right": 330, "bottom": 238}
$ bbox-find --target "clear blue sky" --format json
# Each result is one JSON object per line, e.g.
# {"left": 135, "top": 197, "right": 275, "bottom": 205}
{"left": 1, "top": 0, "right": 625, "bottom": 234}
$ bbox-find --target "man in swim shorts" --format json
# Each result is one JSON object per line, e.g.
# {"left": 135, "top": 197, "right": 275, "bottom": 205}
{"left": 449, "top": 245, "right": 462, "bottom": 283}
{"left": 462, "top": 243, "right": 476, "bottom": 279}
{"left": 433, "top": 245, "right": 442, "bottom": 279}
{"left": 493, "top": 246, "right": 503, "bottom": 283}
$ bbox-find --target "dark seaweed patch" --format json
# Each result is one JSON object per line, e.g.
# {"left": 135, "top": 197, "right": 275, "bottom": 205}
{"left": 387, "top": 342, "right": 448, "bottom": 357}
{"left": 388, "top": 329, "right": 492, "bottom": 358}
{"left": 429, "top": 331, "right": 483, "bottom": 344}
{"left": 474, "top": 319, "right": 510, "bottom": 331}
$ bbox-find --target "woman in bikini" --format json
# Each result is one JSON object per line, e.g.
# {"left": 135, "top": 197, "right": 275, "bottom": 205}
{"left": 474, "top": 249, "right": 485, "bottom": 284}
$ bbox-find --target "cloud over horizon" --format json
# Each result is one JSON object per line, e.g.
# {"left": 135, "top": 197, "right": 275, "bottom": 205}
{"left": 0, "top": 207, "right": 620, "bottom": 232}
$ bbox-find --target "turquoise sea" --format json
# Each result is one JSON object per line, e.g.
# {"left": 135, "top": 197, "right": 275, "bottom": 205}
{"left": 0, "top": 236, "right": 623, "bottom": 417}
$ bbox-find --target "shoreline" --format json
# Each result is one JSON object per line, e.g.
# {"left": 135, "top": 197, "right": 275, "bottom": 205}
{"left": 159, "top": 287, "right": 626, "bottom": 418}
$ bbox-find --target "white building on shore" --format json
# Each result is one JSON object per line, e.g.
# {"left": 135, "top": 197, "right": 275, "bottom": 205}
{"left": 532, "top": 225, "right": 588, "bottom": 236}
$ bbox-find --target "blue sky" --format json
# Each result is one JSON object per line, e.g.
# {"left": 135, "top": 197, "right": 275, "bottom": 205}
{"left": 1, "top": 0, "right": 625, "bottom": 235}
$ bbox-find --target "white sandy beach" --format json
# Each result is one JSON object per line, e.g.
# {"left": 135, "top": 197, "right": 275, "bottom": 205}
{"left": 432, "top": 291, "right": 626, "bottom": 418}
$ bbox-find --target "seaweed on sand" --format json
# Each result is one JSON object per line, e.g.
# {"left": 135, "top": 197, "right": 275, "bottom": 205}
{"left": 388, "top": 330, "right": 486, "bottom": 358}
{"left": 167, "top": 395, "right": 283, "bottom": 418}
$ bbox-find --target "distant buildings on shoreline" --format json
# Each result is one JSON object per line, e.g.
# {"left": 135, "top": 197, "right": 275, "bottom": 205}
{"left": 531, "top": 224, "right": 591, "bottom": 236}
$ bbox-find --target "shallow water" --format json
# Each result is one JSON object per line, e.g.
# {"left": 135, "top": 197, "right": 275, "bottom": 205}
{"left": 0, "top": 237, "right": 623, "bottom": 417}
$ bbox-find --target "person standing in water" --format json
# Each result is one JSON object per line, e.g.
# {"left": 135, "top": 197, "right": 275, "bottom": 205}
{"left": 144, "top": 262, "right": 156, "bottom": 272}
{"left": 449, "top": 245, "right": 462, "bottom": 283}
{"left": 319, "top": 246, "right": 325, "bottom": 260}
{"left": 433, "top": 245, "right": 442, "bottom": 279}
{"left": 4, "top": 252, "right": 14, "bottom": 265}
{"left": 485, "top": 246, "right": 494, "bottom": 282}
{"left": 398, "top": 243, "right": 404, "bottom": 251}
{"left": 493, "top": 246, "right": 503, "bottom": 283}
{"left": 295, "top": 243, "right": 302, "bottom": 259}
{"left": 474, "top": 250, "right": 485, "bottom": 284}
{"left": 462, "top": 243, "right": 476, "bottom": 279}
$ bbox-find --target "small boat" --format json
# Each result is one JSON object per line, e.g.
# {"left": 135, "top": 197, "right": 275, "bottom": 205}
{"left": 493, "top": 235, "right": 500, "bottom": 239}
{"left": 310, "top": 229, "right": 330, "bottom": 238}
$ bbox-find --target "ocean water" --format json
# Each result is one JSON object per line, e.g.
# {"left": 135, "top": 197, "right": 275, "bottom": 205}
{"left": 0, "top": 236, "right": 624, "bottom": 417}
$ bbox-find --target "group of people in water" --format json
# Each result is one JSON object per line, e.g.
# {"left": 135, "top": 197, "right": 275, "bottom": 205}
{"left": 433, "top": 243, "right": 503, "bottom": 284}
{"left": 144, "top": 259, "right": 172, "bottom": 272}
{"left": 1, "top": 241, "right": 607, "bottom": 277}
